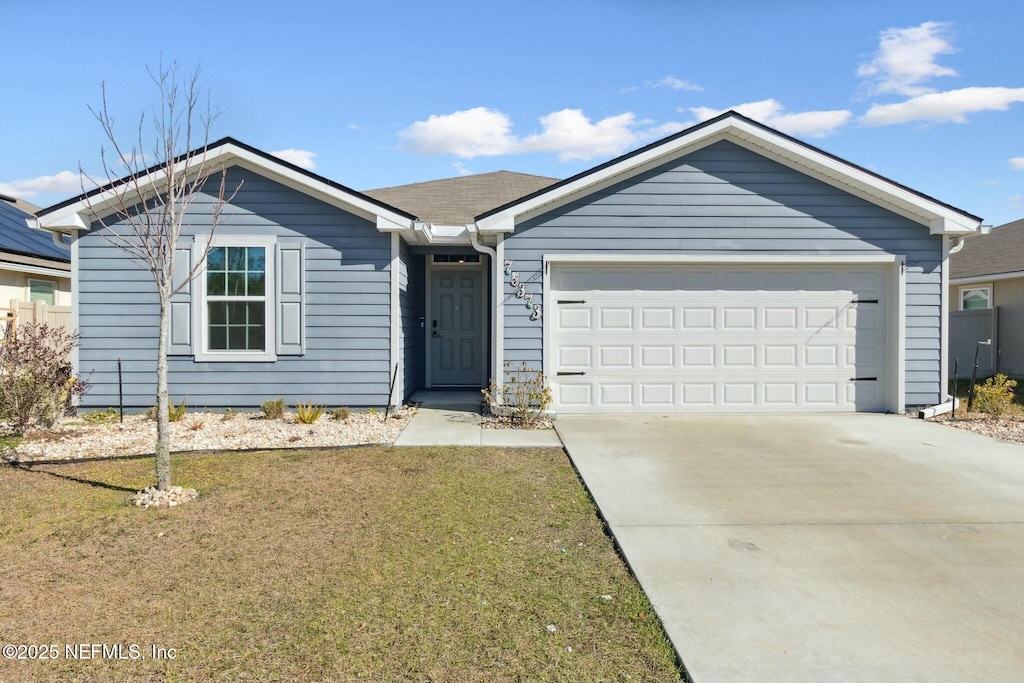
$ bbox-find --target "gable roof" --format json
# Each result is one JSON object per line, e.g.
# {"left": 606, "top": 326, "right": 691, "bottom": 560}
{"left": 951, "top": 218, "right": 1024, "bottom": 279}
{"left": 0, "top": 199, "right": 70, "bottom": 263}
{"left": 476, "top": 111, "right": 982, "bottom": 235}
{"left": 364, "top": 171, "right": 558, "bottom": 225}
{"left": 34, "top": 137, "right": 416, "bottom": 234}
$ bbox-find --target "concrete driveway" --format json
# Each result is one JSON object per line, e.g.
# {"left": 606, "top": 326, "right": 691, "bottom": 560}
{"left": 556, "top": 414, "right": 1024, "bottom": 683}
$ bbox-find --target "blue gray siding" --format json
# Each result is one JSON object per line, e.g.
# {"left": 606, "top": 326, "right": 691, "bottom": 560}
{"left": 399, "top": 241, "right": 425, "bottom": 399}
{"left": 502, "top": 140, "right": 943, "bottom": 406}
{"left": 77, "top": 167, "right": 393, "bottom": 409}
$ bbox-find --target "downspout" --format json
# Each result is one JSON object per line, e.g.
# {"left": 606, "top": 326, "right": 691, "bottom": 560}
{"left": 468, "top": 225, "right": 499, "bottom": 389}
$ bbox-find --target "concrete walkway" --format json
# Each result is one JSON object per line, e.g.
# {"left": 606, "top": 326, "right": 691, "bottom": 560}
{"left": 395, "top": 390, "right": 562, "bottom": 447}
{"left": 557, "top": 414, "right": 1024, "bottom": 683}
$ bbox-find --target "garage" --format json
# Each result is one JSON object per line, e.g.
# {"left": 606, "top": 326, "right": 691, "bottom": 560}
{"left": 547, "top": 261, "right": 895, "bottom": 413}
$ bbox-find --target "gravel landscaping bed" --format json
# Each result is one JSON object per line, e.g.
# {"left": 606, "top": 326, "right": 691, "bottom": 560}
{"left": 928, "top": 413, "right": 1024, "bottom": 445}
{"left": 1, "top": 406, "right": 416, "bottom": 463}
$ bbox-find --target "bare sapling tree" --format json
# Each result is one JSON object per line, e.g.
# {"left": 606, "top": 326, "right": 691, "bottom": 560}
{"left": 84, "top": 61, "right": 234, "bottom": 491}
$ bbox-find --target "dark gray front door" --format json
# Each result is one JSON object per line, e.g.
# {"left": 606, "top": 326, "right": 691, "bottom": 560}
{"left": 430, "top": 269, "right": 483, "bottom": 386}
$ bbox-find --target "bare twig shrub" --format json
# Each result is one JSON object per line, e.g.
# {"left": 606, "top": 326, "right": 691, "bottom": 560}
{"left": 0, "top": 323, "right": 88, "bottom": 432}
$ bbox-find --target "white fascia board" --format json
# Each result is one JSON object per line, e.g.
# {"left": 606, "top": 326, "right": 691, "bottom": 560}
{"left": 477, "top": 116, "right": 980, "bottom": 236}
{"left": 0, "top": 261, "right": 72, "bottom": 278}
{"left": 950, "top": 271, "right": 1024, "bottom": 285}
{"left": 35, "top": 143, "right": 416, "bottom": 235}
{"left": 543, "top": 253, "right": 901, "bottom": 265}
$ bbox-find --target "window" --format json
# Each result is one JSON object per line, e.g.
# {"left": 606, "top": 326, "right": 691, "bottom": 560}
{"left": 191, "top": 235, "right": 279, "bottom": 362}
{"left": 28, "top": 279, "right": 56, "bottom": 305}
{"left": 960, "top": 285, "right": 991, "bottom": 311}
{"left": 206, "top": 246, "right": 267, "bottom": 351}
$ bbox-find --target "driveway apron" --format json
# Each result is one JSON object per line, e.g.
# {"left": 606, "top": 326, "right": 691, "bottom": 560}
{"left": 556, "top": 414, "right": 1024, "bottom": 683}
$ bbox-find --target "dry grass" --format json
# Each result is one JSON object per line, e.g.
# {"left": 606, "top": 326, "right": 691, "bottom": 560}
{"left": 0, "top": 446, "right": 680, "bottom": 682}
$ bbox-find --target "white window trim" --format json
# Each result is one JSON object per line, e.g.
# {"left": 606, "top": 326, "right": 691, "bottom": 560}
{"left": 959, "top": 284, "right": 992, "bottom": 311}
{"left": 27, "top": 278, "right": 57, "bottom": 305}
{"left": 193, "top": 235, "right": 278, "bottom": 362}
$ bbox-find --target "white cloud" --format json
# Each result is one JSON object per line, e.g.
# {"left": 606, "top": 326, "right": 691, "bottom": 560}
{"left": 271, "top": 148, "right": 318, "bottom": 170}
{"left": 400, "top": 107, "right": 646, "bottom": 161}
{"left": 858, "top": 21, "right": 957, "bottom": 96}
{"left": 400, "top": 107, "right": 517, "bottom": 158}
{"left": 655, "top": 76, "right": 703, "bottom": 92}
{"left": 520, "top": 110, "right": 640, "bottom": 161}
{"left": 1010, "top": 157, "right": 1024, "bottom": 170}
{"left": 0, "top": 170, "right": 88, "bottom": 199}
{"left": 689, "top": 99, "right": 853, "bottom": 138}
{"left": 1009, "top": 194, "right": 1024, "bottom": 209}
{"left": 861, "top": 87, "right": 1024, "bottom": 126}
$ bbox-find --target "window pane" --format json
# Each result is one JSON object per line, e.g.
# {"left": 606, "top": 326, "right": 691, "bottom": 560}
{"left": 228, "top": 326, "right": 247, "bottom": 350}
{"left": 227, "top": 247, "right": 246, "bottom": 270}
{"left": 207, "top": 271, "right": 226, "bottom": 296}
{"left": 247, "top": 302, "right": 265, "bottom": 325}
{"left": 963, "top": 290, "right": 990, "bottom": 310}
{"left": 247, "top": 247, "right": 266, "bottom": 273}
{"left": 207, "top": 247, "right": 226, "bottom": 271}
{"left": 227, "top": 272, "right": 246, "bottom": 296}
{"left": 227, "top": 301, "right": 247, "bottom": 323}
{"left": 209, "top": 326, "right": 227, "bottom": 350}
{"left": 29, "top": 281, "right": 56, "bottom": 305}
{"left": 209, "top": 302, "right": 226, "bottom": 325}
{"left": 247, "top": 325, "right": 266, "bottom": 351}
{"left": 247, "top": 273, "right": 265, "bottom": 296}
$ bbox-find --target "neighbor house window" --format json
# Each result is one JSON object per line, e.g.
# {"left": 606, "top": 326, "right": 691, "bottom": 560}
{"left": 206, "top": 246, "right": 267, "bottom": 351}
{"left": 28, "top": 279, "right": 56, "bottom": 305}
{"left": 960, "top": 285, "right": 991, "bottom": 311}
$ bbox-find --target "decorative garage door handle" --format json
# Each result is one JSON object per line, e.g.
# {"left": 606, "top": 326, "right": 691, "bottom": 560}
{"left": 852, "top": 299, "right": 879, "bottom": 304}
{"left": 850, "top": 377, "right": 878, "bottom": 381}
{"left": 557, "top": 371, "right": 587, "bottom": 376}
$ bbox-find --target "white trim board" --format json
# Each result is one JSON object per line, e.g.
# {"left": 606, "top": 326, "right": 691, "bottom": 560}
{"left": 951, "top": 271, "right": 1024, "bottom": 285}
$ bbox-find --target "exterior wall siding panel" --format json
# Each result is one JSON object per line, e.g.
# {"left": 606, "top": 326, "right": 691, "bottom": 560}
{"left": 502, "top": 140, "right": 942, "bottom": 406}
{"left": 77, "top": 167, "right": 394, "bottom": 409}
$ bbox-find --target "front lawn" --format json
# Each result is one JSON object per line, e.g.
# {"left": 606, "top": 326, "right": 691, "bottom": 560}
{"left": 0, "top": 446, "right": 680, "bottom": 682}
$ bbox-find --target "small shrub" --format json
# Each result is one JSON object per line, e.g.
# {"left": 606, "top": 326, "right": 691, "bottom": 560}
{"left": 168, "top": 398, "right": 188, "bottom": 423}
{"left": 83, "top": 408, "right": 119, "bottom": 424}
{"left": 973, "top": 374, "right": 1018, "bottom": 417}
{"left": 331, "top": 406, "right": 351, "bottom": 422}
{"left": 261, "top": 398, "right": 286, "bottom": 420}
{"left": 482, "top": 361, "right": 552, "bottom": 428}
{"left": 295, "top": 400, "right": 325, "bottom": 424}
{"left": 186, "top": 418, "right": 205, "bottom": 431}
{"left": 0, "top": 322, "right": 88, "bottom": 432}
{"left": 146, "top": 397, "right": 189, "bottom": 422}
{"left": 221, "top": 407, "right": 237, "bottom": 421}
{"left": 366, "top": 407, "right": 379, "bottom": 416}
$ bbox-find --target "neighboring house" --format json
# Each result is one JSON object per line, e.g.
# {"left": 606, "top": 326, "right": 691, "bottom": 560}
{"left": 948, "top": 218, "right": 1024, "bottom": 378}
{"left": 0, "top": 195, "right": 71, "bottom": 315}
{"left": 33, "top": 111, "right": 981, "bottom": 414}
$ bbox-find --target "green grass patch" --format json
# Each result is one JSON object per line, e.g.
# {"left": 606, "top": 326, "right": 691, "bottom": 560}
{"left": 0, "top": 447, "right": 680, "bottom": 682}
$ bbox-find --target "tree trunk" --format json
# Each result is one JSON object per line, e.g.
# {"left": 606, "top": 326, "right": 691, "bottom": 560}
{"left": 155, "top": 290, "right": 171, "bottom": 490}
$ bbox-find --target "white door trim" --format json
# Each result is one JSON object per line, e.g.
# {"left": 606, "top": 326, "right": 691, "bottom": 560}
{"left": 543, "top": 254, "right": 906, "bottom": 414}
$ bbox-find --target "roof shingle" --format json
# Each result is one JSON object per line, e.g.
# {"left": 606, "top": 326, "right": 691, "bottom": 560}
{"left": 363, "top": 171, "right": 559, "bottom": 225}
{"left": 950, "top": 218, "right": 1024, "bottom": 279}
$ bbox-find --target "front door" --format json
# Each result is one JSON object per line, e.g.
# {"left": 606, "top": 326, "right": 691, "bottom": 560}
{"left": 430, "top": 268, "right": 483, "bottom": 386}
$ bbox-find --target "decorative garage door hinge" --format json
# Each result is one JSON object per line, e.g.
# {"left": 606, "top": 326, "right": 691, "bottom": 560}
{"left": 557, "top": 371, "right": 587, "bottom": 376}
{"left": 850, "top": 377, "right": 878, "bottom": 381}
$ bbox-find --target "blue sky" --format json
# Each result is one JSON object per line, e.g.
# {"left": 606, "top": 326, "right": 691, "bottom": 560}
{"left": 2, "top": 0, "right": 1023, "bottom": 224}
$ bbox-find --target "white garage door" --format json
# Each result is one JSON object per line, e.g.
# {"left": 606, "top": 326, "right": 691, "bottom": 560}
{"left": 549, "top": 264, "right": 889, "bottom": 413}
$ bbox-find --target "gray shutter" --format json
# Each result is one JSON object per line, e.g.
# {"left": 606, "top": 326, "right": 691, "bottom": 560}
{"left": 168, "top": 246, "right": 193, "bottom": 355}
{"left": 276, "top": 242, "right": 305, "bottom": 355}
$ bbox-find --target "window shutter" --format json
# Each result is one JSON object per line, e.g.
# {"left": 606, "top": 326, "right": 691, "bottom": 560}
{"left": 168, "top": 246, "right": 193, "bottom": 355}
{"left": 276, "top": 242, "right": 305, "bottom": 355}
